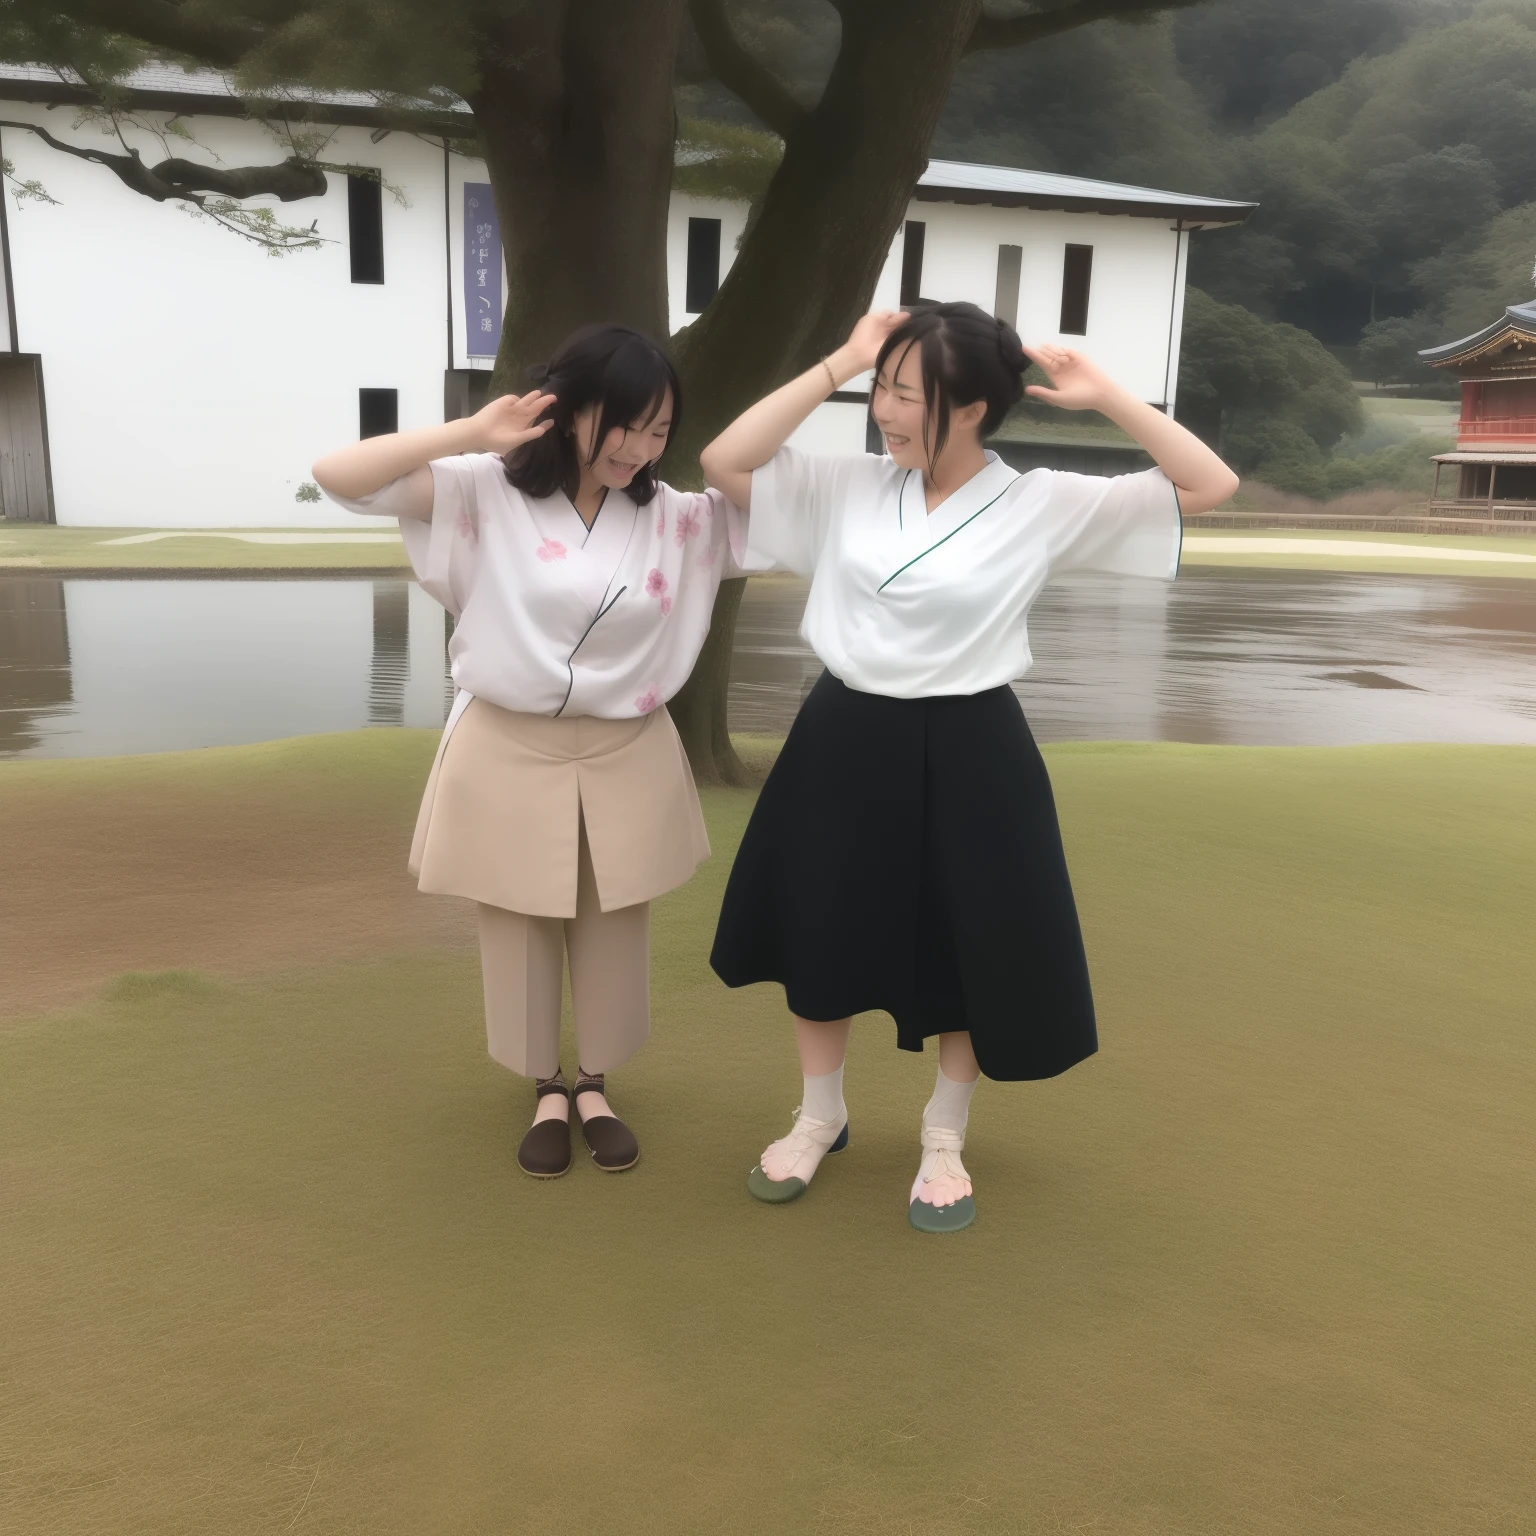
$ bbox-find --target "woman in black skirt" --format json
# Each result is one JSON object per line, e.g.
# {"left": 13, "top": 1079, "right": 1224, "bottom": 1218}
{"left": 700, "top": 302, "right": 1238, "bottom": 1232}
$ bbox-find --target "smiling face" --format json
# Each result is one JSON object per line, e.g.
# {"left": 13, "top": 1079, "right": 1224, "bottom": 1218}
{"left": 573, "top": 389, "right": 674, "bottom": 491}
{"left": 871, "top": 338, "right": 988, "bottom": 475}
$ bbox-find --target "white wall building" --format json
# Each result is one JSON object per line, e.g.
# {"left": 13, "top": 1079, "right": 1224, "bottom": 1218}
{"left": 0, "top": 64, "right": 1252, "bottom": 527}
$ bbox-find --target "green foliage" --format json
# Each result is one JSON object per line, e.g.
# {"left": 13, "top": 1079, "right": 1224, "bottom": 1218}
{"left": 1176, "top": 287, "right": 1364, "bottom": 493}
{"left": 1359, "top": 145, "right": 1500, "bottom": 285}
{"left": 294, "top": 481, "right": 323, "bottom": 504}
{"left": 1175, "top": 288, "right": 1442, "bottom": 497}
{"left": 1172, "top": 0, "right": 1420, "bottom": 128}
{"left": 1, "top": 154, "right": 58, "bottom": 206}
{"left": 1193, "top": 1, "right": 1536, "bottom": 328}
{"left": 0, "top": 9, "right": 148, "bottom": 83}
{"left": 1357, "top": 315, "right": 1436, "bottom": 384}
{"left": 1316, "top": 433, "right": 1452, "bottom": 497}
{"left": 1275, "top": 2, "right": 1536, "bottom": 209}
{"left": 1414, "top": 201, "right": 1536, "bottom": 340}
{"left": 935, "top": 15, "right": 1221, "bottom": 192}
{"left": 672, "top": 117, "right": 782, "bottom": 206}
{"left": 183, "top": 1, "right": 476, "bottom": 103}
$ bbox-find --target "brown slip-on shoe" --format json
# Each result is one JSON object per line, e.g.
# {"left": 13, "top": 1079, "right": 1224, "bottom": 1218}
{"left": 517, "top": 1116, "right": 572, "bottom": 1177}
{"left": 579, "top": 1113, "right": 639, "bottom": 1172}
{"left": 518, "top": 1072, "right": 572, "bottom": 1178}
{"left": 574, "top": 1071, "right": 640, "bottom": 1172}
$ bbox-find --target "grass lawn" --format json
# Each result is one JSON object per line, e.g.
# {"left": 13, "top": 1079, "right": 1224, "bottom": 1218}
{"left": 1360, "top": 396, "right": 1459, "bottom": 428}
{"left": 2, "top": 734, "right": 1533, "bottom": 1534}
{"left": 0, "top": 521, "right": 409, "bottom": 573}
{"left": 1181, "top": 526, "right": 1536, "bottom": 579}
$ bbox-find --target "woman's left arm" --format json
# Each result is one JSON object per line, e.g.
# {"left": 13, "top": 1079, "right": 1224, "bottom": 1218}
{"left": 1024, "top": 345, "right": 1239, "bottom": 516}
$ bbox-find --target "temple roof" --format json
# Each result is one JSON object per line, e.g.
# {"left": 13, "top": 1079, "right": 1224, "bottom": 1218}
{"left": 1420, "top": 301, "right": 1536, "bottom": 366}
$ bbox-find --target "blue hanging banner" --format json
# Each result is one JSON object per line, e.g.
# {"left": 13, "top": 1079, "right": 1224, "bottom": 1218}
{"left": 463, "top": 183, "right": 502, "bottom": 358}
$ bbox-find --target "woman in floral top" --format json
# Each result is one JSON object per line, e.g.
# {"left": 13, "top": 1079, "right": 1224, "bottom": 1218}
{"left": 314, "top": 325, "right": 750, "bottom": 1179}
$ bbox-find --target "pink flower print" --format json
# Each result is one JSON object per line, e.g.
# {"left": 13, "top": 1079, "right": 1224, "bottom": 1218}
{"left": 536, "top": 537, "right": 567, "bottom": 562}
{"left": 645, "top": 567, "right": 668, "bottom": 600}
{"left": 697, "top": 543, "right": 718, "bottom": 569}
{"left": 634, "top": 684, "right": 660, "bottom": 714}
{"left": 674, "top": 508, "right": 701, "bottom": 546}
{"left": 660, "top": 596, "right": 673, "bottom": 616}
{"left": 655, "top": 511, "right": 667, "bottom": 538}
{"left": 457, "top": 510, "right": 479, "bottom": 546}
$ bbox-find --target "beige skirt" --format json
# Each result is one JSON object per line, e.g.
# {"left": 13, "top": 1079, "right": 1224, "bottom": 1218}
{"left": 410, "top": 697, "right": 709, "bottom": 917}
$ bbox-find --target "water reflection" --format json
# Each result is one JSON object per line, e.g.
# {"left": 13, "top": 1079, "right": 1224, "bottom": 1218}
{"left": 369, "top": 584, "right": 409, "bottom": 727}
{"left": 1, "top": 566, "right": 1534, "bottom": 759}
{"left": 735, "top": 566, "right": 1536, "bottom": 747}
{"left": 0, "top": 577, "right": 451, "bottom": 758}
{"left": 0, "top": 577, "right": 71, "bottom": 754}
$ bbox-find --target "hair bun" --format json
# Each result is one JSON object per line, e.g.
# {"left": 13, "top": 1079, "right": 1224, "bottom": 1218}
{"left": 994, "top": 316, "right": 1026, "bottom": 375}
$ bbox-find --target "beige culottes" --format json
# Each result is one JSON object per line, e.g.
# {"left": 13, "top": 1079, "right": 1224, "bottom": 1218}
{"left": 411, "top": 697, "right": 709, "bottom": 1077}
{"left": 477, "top": 817, "right": 648, "bottom": 1078}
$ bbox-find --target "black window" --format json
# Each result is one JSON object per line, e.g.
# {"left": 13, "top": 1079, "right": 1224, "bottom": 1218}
{"left": 993, "top": 244, "right": 1022, "bottom": 329}
{"left": 685, "top": 218, "right": 722, "bottom": 313}
{"left": 348, "top": 173, "right": 384, "bottom": 284}
{"left": 359, "top": 388, "right": 398, "bottom": 439}
{"left": 1060, "top": 244, "right": 1093, "bottom": 335}
{"left": 900, "top": 220, "right": 926, "bottom": 306}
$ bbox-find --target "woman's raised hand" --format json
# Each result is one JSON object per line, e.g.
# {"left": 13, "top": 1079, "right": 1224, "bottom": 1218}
{"left": 1022, "top": 345, "right": 1120, "bottom": 413}
{"left": 839, "top": 309, "right": 910, "bottom": 373}
{"left": 467, "top": 390, "right": 557, "bottom": 453}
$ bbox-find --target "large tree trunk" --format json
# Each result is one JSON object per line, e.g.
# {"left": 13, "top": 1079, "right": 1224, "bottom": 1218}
{"left": 671, "top": 2, "right": 982, "bottom": 459}
{"left": 466, "top": 1, "right": 985, "bottom": 786}
{"left": 470, "top": 0, "right": 690, "bottom": 389}
{"left": 665, "top": 0, "right": 984, "bottom": 782}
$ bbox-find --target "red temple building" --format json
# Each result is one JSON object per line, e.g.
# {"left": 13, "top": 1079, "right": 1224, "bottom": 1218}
{"left": 1421, "top": 300, "right": 1536, "bottom": 520}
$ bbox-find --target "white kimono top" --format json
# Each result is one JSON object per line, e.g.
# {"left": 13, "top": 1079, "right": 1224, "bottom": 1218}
{"left": 327, "top": 453, "right": 749, "bottom": 719}
{"left": 747, "top": 447, "right": 1182, "bottom": 698}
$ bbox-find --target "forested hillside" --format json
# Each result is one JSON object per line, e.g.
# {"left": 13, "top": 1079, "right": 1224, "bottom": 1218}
{"left": 942, "top": 0, "right": 1536, "bottom": 360}
{"left": 682, "top": 0, "right": 1535, "bottom": 494}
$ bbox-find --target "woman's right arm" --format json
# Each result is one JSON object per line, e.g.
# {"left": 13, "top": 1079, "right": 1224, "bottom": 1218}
{"left": 311, "top": 390, "right": 557, "bottom": 519}
{"left": 699, "top": 311, "right": 907, "bottom": 510}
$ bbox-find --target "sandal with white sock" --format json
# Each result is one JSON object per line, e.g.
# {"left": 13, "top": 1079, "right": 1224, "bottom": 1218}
{"left": 747, "top": 1105, "right": 850, "bottom": 1204}
{"left": 908, "top": 1126, "right": 975, "bottom": 1233}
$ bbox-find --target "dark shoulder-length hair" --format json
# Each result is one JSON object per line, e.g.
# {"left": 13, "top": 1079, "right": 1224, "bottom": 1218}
{"left": 873, "top": 301, "right": 1026, "bottom": 465}
{"left": 503, "top": 323, "right": 682, "bottom": 505}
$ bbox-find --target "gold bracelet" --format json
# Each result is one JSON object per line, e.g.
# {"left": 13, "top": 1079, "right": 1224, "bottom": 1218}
{"left": 820, "top": 357, "right": 839, "bottom": 393}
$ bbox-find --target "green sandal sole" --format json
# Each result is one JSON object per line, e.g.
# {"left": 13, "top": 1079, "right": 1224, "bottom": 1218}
{"left": 747, "top": 1168, "right": 807, "bottom": 1203}
{"left": 746, "top": 1121, "right": 848, "bottom": 1205}
{"left": 908, "top": 1194, "right": 975, "bottom": 1233}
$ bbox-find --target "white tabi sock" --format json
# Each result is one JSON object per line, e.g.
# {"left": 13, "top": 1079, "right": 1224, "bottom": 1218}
{"left": 911, "top": 1066, "right": 977, "bottom": 1206}
{"left": 801, "top": 1064, "right": 846, "bottom": 1126}
{"left": 758, "top": 1065, "right": 848, "bottom": 1184}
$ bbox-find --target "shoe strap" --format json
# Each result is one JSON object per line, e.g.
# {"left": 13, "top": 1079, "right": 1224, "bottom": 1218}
{"left": 920, "top": 1124, "right": 965, "bottom": 1154}
{"left": 786, "top": 1105, "right": 845, "bottom": 1147}
{"left": 917, "top": 1142, "right": 969, "bottom": 1187}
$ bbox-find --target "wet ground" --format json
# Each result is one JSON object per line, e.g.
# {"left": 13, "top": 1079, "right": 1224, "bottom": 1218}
{"left": 3, "top": 566, "right": 1534, "bottom": 758}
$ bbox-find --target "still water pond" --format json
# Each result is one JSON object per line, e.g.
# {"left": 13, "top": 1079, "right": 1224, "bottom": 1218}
{"left": 2, "top": 567, "right": 1534, "bottom": 759}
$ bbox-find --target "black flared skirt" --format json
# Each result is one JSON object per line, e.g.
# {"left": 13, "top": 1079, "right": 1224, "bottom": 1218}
{"left": 710, "top": 671, "right": 1097, "bottom": 1082}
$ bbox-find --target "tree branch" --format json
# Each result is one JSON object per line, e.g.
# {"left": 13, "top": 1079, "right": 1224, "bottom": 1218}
{"left": 687, "top": 0, "right": 805, "bottom": 138}
{"left": 0, "top": 120, "right": 324, "bottom": 203}
{"left": 967, "top": 0, "right": 1201, "bottom": 54}
{"left": 150, "top": 155, "right": 326, "bottom": 200}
